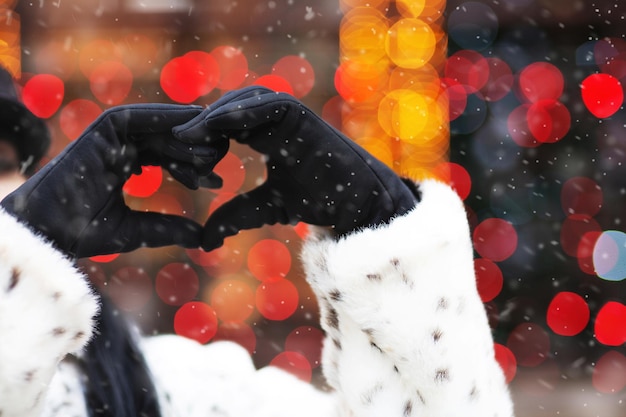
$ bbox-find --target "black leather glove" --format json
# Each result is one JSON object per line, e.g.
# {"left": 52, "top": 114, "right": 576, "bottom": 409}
{"left": 1, "top": 104, "right": 227, "bottom": 258}
{"left": 173, "top": 86, "right": 419, "bottom": 251}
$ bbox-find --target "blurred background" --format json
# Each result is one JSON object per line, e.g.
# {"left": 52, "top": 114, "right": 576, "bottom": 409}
{"left": 2, "top": 0, "right": 625, "bottom": 415}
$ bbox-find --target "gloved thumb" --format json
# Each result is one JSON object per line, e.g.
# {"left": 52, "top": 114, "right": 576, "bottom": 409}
{"left": 125, "top": 211, "right": 205, "bottom": 251}
{"left": 203, "top": 184, "right": 289, "bottom": 251}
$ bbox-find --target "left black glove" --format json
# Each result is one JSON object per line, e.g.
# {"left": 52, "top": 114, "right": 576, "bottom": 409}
{"left": 0, "top": 104, "right": 227, "bottom": 258}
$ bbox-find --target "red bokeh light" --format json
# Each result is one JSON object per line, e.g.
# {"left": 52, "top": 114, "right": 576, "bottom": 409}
{"left": 213, "top": 321, "right": 256, "bottom": 354}
{"left": 473, "top": 218, "right": 518, "bottom": 262}
{"left": 581, "top": 73, "right": 624, "bottom": 119}
{"left": 441, "top": 77, "right": 469, "bottom": 121}
{"left": 594, "top": 301, "right": 626, "bottom": 346}
{"left": 210, "top": 279, "right": 255, "bottom": 322}
{"left": 546, "top": 291, "right": 590, "bottom": 336}
{"left": 174, "top": 301, "right": 218, "bottom": 344}
{"left": 211, "top": 45, "right": 249, "bottom": 90}
{"left": 507, "top": 104, "right": 541, "bottom": 148}
{"left": 213, "top": 152, "right": 247, "bottom": 194}
{"left": 21, "top": 74, "right": 64, "bottom": 118}
{"left": 506, "top": 322, "right": 551, "bottom": 367}
{"left": 592, "top": 350, "right": 626, "bottom": 394}
{"left": 494, "top": 343, "right": 517, "bottom": 383}
{"left": 181, "top": 50, "right": 220, "bottom": 96}
{"left": 480, "top": 57, "right": 513, "bottom": 102}
{"left": 247, "top": 239, "right": 292, "bottom": 281}
{"left": 432, "top": 161, "right": 472, "bottom": 200}
{"left": 155, "top": 262, "right": 199, "bottom": 306}
{"left": 576, "top": 230, "right": 603, "bottom": 275}
{"left": 518, "top": 62, "right": 564, "bottom": 102}
{"left": 59, "top": 99, "right": 102, "bottom": 140}
{"left": 560, "top": 214, "right": 602, "bottom": 257}
{"left": 160, "top": 53, "right": 219, "bottom": 103}
{"left": 474, "top": 258, "right": 504, "bottom": 302}
{"left": 526, "top": 99, "right": 571, "bottom": 143}
{"left": 253, "top": 74, "right": 294, "bottom": 95}
{"left": 285, "top": 326, "right": 324, "bottom": 369}
{"left": 255, "top": 277, "right": 299, "bottom": 321}
{"left": 269, "top": 351, "right": 312, "bottom": 382}
{"left": 271, "top": 55, "right": 315, "bottom": 98}
{"left": 561, "top": 176, "right": 603, "bottom": 217}
{"left": 123, "top": 166, "right": 163, "bottom": 198}
{"left": 444, "top": 49, "right": 490, "bottom": 93}
{"left": 89, "top": 61, "right": 134, "bottom": 105}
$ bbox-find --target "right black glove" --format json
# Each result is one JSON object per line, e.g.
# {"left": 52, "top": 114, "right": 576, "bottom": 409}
{"left": 1, "top": 103, "right": 227, "bottom": 258}
{"left": 173, "top": 86, "right": 419, "bottom": 251}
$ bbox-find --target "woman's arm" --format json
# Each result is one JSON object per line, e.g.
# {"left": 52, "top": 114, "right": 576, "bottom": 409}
{"left": 302, "top": 180, "right": 515, "bottom": 417}
{"left": 0, "top": 208, "right": 99, "bottom": 417}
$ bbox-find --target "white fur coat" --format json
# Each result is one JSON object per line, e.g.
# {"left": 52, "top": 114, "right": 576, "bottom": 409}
{"left": 0, "top": 179, "right": 514, "bottom": 417}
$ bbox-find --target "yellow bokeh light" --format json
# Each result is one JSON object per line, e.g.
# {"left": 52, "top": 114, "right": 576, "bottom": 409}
{"left": 378, "top": 89, "right": 430, "bottom": 140}
{"left": 420, "top": 0, "right": 447, "bottom": 20}
{"left": 340, "top": 7, "right": 389, "bottom": 64}
{"left": 388, "top": 64, "right": 442, "bottom": 99}
{"left": 354, "top": 135, "right": 395, "bottom": 168}
{"left": 418, "top": 95, "right": 448, "bottom": 143}
{"left": 399, "top": 138, "right": 449, "bottom": 179}
{"left": 385, "top": 18, "right": 436, "bottom": 69}
{"left": 395, "top": 0, "right": 426, "bottom": 18}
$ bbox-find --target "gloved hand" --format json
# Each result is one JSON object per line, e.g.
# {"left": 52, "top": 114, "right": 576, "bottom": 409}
{"left": 173, "top": 86, "right": 420, "bottom": 251}
{"left": 1, "top": 104, "right": 227, "bottom": 258}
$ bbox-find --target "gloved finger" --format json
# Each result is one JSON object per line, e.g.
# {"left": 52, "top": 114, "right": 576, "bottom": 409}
{"left": 201, "top": 89, "right": 299, "bottom": 133}
{"left": 150, "top": 136, "right": 229, "bottom": 167}
{"left": 198, "top": 172, "right": 223, "bottom": 189}
{"left": 173, "top": 86, "right": 274, "bottom": 145}
{"left": 202, "top": 183, "right": 288, "bottom": 251}
{"left": 125, "top": 211, "right": 204, "bottom": 250}
{"left": 108, "top": 103, "right": 203, "bottom": 134}
{"left": 166, "top": 163, "right": 201, "bottom": 189}
{"left": 167, "top": 163, "right": 223, "bottom": 190}
{"left": 207, "top": 86, "right": 275, "bottom": 112}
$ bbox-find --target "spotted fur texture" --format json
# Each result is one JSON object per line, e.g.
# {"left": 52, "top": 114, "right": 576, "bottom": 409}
{"left": 0, "top": 208, "right": 99, "bottom": 417}
{"left": 302, "top": 179, "right": 515, "bottom": 416}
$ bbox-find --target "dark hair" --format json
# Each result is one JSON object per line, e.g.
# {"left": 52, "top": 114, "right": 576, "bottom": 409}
{"left": 80, "top": 294, "right": 162, "bottom": 417}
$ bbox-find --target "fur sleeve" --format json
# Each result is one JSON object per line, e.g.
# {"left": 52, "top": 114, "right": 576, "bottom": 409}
{"left": 301, "top": 179, "right": 515, "bottom": 417}
{"left": 141, "top": 335, "right": 336, "bottom": 417}
{"left": 0, "top": 208, "right": 99, "bottom": 417}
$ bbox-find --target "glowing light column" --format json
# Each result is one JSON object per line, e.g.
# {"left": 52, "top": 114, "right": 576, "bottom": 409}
{"left": 336, "top": 0, "right": 449, "bottom": 180}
